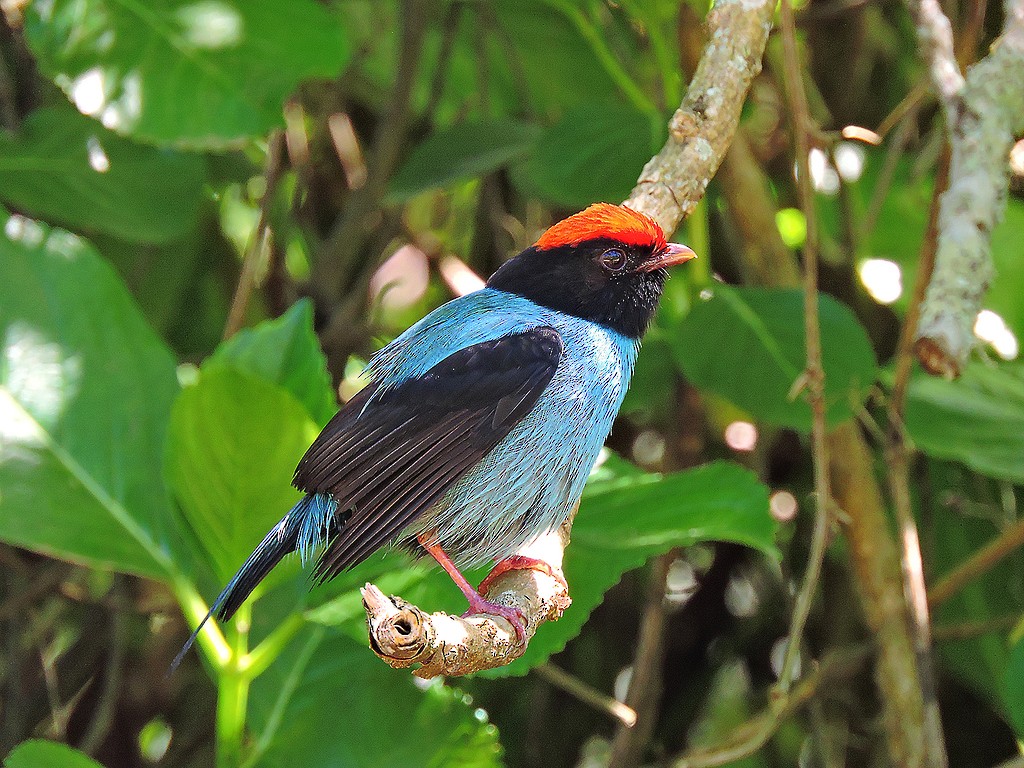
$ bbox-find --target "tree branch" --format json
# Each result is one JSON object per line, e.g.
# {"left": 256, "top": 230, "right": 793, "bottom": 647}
{"left": 886, "top": 145, "right": 951, "bottom": 768}
{"left": 910, "top": 0, "right": 1024, "bottom": 375}
{"left": 362, "top": 0, "right": 776, "bottom": 678}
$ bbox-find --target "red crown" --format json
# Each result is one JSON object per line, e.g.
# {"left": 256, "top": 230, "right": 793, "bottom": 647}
{"left": 534, "top": 203, "right": 667, "bottom": 251}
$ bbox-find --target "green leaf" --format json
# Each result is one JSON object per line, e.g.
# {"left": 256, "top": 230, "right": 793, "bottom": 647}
{"left": 248, "top": 631, "right": 502, "bottom": 768}
{"left": 165, "top": 367, "right": 319, "bottom": 581}
{"left": 388, "top": 121, "right": 541, "bottom": 203}
{"left": 1002, "top": 638, "right": 1024, "bottom": 739}
{"left": 4, "top": 740, "right": 105, "bottom": 768}
{"left": 905, "top": 361, "right": 1024, "bottom": 483}
{"left": 672, "top": 286, "right": 877, "bottom": 431}
{"left": 0, "top": 215, "right": 179, "bottom": 579}
{"left": 305, "top": 460, "right": 776, "bottom": 677}
{"left": 518, "top": 103, "right": 659, "bottom": 207}
{"left": 24, "top": 0, "right": 352, "bottom": 147}
{"left": 0, "top": 106, "right": 205, "bottom": 242}
{"left": 209, "top": 300, "right": 336, "bottom": 425}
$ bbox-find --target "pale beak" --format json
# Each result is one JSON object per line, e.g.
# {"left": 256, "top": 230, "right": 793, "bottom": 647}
{"left": 641, "top": 242, "right": 697, "bottom": 271}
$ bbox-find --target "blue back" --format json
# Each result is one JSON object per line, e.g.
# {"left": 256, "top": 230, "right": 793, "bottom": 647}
{"left": 363, "top": 288, "right": 639, "bottom": 565}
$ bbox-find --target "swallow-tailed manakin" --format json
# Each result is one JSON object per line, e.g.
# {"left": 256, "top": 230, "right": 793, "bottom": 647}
{"left": 172, "top": 203, "right": 695, "bottom": 668}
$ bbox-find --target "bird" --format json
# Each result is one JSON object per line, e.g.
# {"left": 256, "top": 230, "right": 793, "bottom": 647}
{"left": 172, "top": 203, "right": 694, "bottom": 670}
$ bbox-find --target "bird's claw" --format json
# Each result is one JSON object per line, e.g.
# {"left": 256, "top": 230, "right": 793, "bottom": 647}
{"left": 461, "top": 594, "right": 527, "bottom": 642}
{"left": 477, "top": 555, "right": 568, "bottom": 596}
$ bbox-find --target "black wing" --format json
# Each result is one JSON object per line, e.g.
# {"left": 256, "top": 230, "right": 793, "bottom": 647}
{"left": 293, "top": 327, "right": 563, "bottom": 580}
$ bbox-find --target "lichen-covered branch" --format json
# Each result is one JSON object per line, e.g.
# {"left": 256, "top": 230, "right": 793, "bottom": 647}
{"left": 623, "top": 0, "right": 775, "bottom": 235}
{"left": 362, "top": 0, "right": 776, "bottom": 678}
{"left": 910, "top": 1, "right": 1024, "bottom": 376}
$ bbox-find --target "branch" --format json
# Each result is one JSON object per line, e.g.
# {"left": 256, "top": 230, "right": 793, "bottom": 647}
{"left": 362, "top": 0, "right": 776, "bottom": 678}
{"left": 886, "top": 146, "right": 951, "bottom": 768}
{"left": 928, "top": 515, "right": 1024, "bottom": 608}
{"left": 223, "top": 129, "right": 286, "bottom": 339}
{"left": 623, "top": 0, "right": 775, "bottom": 234}
{"left": 775, "top": 0, "right": 833, "bottom": 696}
{"left": 910, "top": 1, "right": 1024, "bottom": 375}
{"left": 673, "top": 645, "right": 870, "bottom": 768}
{"left": 607, "top": 552, "right": 673, "bottom": 768}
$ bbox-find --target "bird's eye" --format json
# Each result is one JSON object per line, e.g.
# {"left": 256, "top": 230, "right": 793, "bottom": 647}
{"left": 599, "top": 248, "right": 628, "bottom": 272}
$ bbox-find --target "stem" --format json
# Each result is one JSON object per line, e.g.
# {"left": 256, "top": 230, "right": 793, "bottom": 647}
{"left": 239, "top": 612, "right": 306, "bottom": 678}
{"left": 172, "top": 575, "right": 231, "bottom": 668}
{"left": 216, "top": 602, "right": 252, "bottom": 768}
{"left": 776, "top": 0, "right": 832, "bottom": 695}
{"left": 886, "top": 146, "right": 951, "bottom": 768}
{"left": 608, "top": 553, "right": 673, "bottom": 768}
{"left": 224, "top": 130, "right": 286, "bottom": 340}
{"left": 535, "top": 664, "right": 637, "bottom": 727}
{"left": 685, "top": 198, "right": 712, "bottom": 292}
{"left": 674, "top": 645, "right": 870, "bottom": 768}
{"left": 241, "top": 628, "right": 325, "bottom": 768}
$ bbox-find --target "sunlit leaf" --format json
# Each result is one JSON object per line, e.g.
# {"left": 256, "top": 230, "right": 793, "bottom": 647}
{"left": 209, "top": 300, "right": 336, "bottom": 425}
{"left": 905, "top": 361, "right": 1024, "bottom": 483}
{"left": 25, "top": 0, "right": 352, "bottom": 147}
{"left": 165, "top": 367, "right": 318, "bottom": 581}
{"left": 0, "top": 215, "right": 179, "bottom": 579}
{"left": 519, "top": 103, "right": 659, "bottom": 207}
{"left": 0, "top": 106, "right": 205, "bottom": 242}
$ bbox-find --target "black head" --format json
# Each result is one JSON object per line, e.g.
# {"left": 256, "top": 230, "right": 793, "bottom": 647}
{"left": 486, "top": 204, "right": 695, "bottom": 339}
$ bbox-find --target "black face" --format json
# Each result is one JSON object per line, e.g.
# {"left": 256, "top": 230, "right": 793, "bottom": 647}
{"left": 486, "top": 237, "right": 669, "bottom": 339}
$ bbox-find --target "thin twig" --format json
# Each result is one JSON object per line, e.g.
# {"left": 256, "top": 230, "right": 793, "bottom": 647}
{"left": 79, "top": 578, "right": 127, "bottom": 756}
{"left": 674, "top": 645, "right": 870, "bottom": 768}
{"left": 861, "top": 101, "right": 920, "bottom": 244}
{"left": 223, "top": 130, "right": 287, "bottom": 339}
{"left": 608, "top": 553, "right": 673, "bottom": 768}
{"left": 929, "top": 516, "right": 1024, "bottom": 608}
{"left": 535, "top": 664, "right": 637, "bottom": 728}
{"left": 910, "top": 0, "right": 1024, "bottom": 374}
{"left": 884, "top": 144, "right": 951, "bottom": 768}
{"left": 890, "top": 149, "right": 949, "bottom": 412}
{"left": 775, "top": 0, "right": 833, "bottom": 695}
{"left": 932, "top": 614, "right": 1020, "bottom": 642}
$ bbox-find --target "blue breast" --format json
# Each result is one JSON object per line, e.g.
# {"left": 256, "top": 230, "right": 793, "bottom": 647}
{"left": 363, "top": 288, "right": 639, "bottom": 565}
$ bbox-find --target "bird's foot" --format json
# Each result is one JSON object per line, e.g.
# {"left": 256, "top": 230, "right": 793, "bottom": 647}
{"left": 477, "top": 555, "right": 568, "bottom": 596}
{"left": 417, "top": 534, "right": 529, "bottom": 642}
{"left": 461, "top": 593, "right": 527, "bottom": 642}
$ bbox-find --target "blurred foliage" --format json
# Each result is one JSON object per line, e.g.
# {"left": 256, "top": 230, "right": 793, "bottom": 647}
{"left": 1, "top": 1, "right": 1023, "bottom": 768}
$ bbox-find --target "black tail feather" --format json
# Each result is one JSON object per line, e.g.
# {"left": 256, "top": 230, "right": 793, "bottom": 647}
{"left": 168, "top": 509, "right": 305, "bottom": 674}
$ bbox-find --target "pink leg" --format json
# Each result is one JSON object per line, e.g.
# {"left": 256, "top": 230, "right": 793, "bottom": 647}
{"left": 418, "top": 535, "right": 527, "bottom": 641}
{"left": 477, "top": 555, "right": 568, "bottom": 596}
